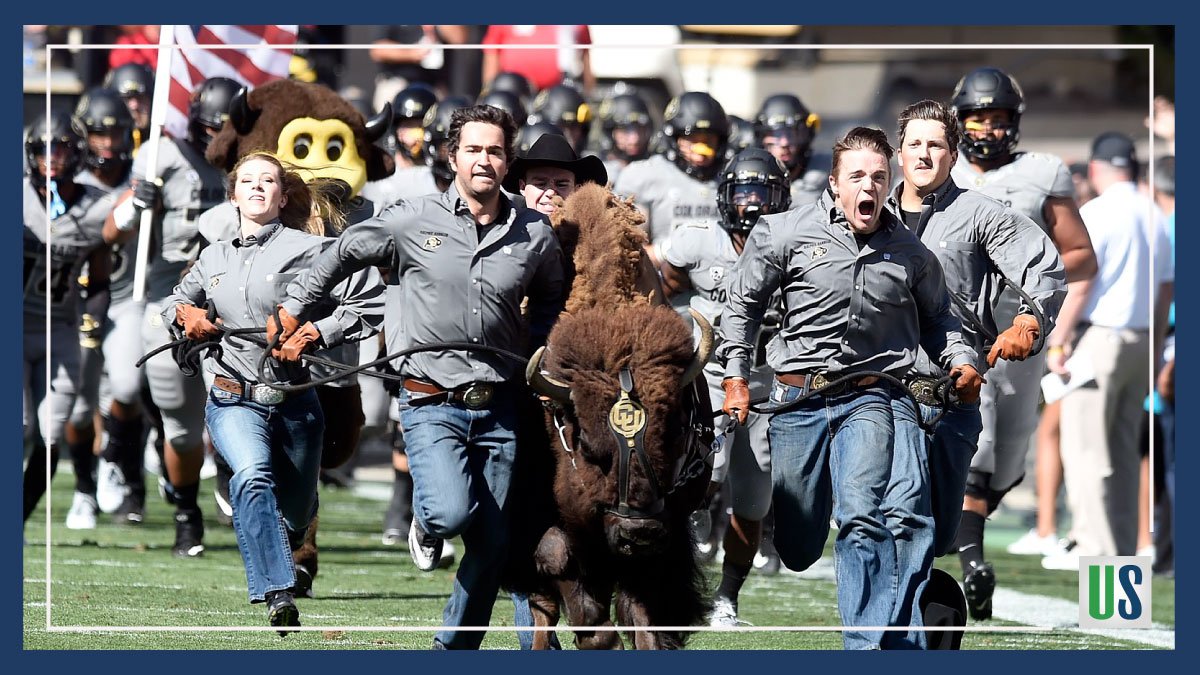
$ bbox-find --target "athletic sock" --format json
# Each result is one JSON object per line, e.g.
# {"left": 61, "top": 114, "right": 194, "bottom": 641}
{"left": 68, "top": 437, "right": 97, "bottom": 495}
{"left": 716, "top": 558, "right": 752, "bottom": 603}
{"left": 173, "top": 481, "right": 200, "bottom": 513}
{"left": 955, "top": 510, "right": 987, "bottom": 576}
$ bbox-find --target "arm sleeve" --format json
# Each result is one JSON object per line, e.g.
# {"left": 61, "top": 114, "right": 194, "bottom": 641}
{"left": 161, "top": 247, "right": 212, "bottom": 325}
{"left": 281, "top": 216, "right": 398, "bottom": 319}
{"left": 525, "top": 231, "right": 567, "bottom": 352}
{"left": 314, "top": 264, "right": 386, "bottom": 348}
{"left": 717, "top": 220, "right": 784, "bottom": 380}
{"left": 913, "top": 252, "right": 975, "bottom": 371}
{"left": 981, "top": 206, "right": 1067, "bottom": 337}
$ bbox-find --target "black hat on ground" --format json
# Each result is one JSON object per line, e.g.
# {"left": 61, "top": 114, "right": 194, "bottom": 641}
{"left": 502, "top": 133, "right": 608, "bottom": 193}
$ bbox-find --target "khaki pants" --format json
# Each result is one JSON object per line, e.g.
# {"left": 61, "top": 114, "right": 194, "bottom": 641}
{"left": 1059, "top": 325, "right": 1149, "bottom": 556}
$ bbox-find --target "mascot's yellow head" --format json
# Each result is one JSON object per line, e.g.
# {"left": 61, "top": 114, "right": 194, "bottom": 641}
{"left": 206, "top": 79, "right": 393, "bottom": 200}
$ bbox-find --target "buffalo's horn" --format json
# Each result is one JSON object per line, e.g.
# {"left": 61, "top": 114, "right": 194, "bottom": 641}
{"left": 681, "top": 309, "right": 714, "bottom": 385}
{"left": 364, "top": 102, "right": 393, "bottom": 144}
{"left": 229, "top": 87, "right": 259, "bottom": 135}
{"left": 526, "top": 346, "right": 572, "bottom": 404}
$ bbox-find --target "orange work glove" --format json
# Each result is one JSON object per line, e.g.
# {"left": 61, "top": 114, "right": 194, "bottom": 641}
{"left": 275, "top": 322, "right": 321, "bottom": 363}
{"left": 722, "top": 377, "right": 751, "bottom": 426}
{"left": 175, "top": 303, "right": 220, "bottom": 340}
{"left": 949, "top": 364, "right": 986, "bottom": 405}
{"left": 266, "top": 305, "right": 301, "bottom": 348}
{"left": 987, "top": 313, "right": 1041, "bottom": 367}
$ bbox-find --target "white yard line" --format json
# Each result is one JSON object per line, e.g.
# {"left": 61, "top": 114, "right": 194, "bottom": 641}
{"left": 991, "top": 587, "right": 1174, "bottom": 649}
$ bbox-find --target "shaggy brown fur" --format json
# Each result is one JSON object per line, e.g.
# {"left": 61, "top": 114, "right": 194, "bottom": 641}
{"left": 204, "top": 79, "right": 393, "bottom": 181}
{"left": 504, "top": 183, "right": 713, "bottom": 649}
{"left": 548, "top": 182, "right": 656, "bottom": 314}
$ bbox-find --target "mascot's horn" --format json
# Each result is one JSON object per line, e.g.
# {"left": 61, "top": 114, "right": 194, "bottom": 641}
{"left": 230, "top": 87, "right": 260, "bottom": 136}
{"left": 526, "top": 346, "right": 572, "bottom": 404}
{"left": 680, "top": 309, "right": 714, "bottom": 386}
{"left": 365, "top": 102, "right": 393, "bottom": 144}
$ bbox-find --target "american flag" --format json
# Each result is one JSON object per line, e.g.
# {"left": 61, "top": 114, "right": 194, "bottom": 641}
{"left": 162, "top": 25, "right": 298, "bottom": 139}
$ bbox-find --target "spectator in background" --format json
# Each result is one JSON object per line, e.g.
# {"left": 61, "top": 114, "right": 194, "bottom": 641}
{"left": 1069, "top": 162, "right": 1097, "bottom": 207}
{"left": 108, "top": 25, "right": 159, "bottom": 70}
{"left": 368, "top": 25, "right": 468, "bottom": 114}
{"left": 481, "top": 25, "right": 595, "bottom": 96}
{"left": 1149, "top": 154, "right": 1175, "bottom": 576}
{"left": 1045, "top": 132, "right": 1174, "bottom": 568}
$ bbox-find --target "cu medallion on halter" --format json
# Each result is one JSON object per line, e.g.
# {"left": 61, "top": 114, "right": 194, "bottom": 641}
{"left": 608, "top": 391, "right": 647, "bottom": 443}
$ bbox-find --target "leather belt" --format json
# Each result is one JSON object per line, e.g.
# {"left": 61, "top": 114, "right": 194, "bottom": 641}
{"left": 906, "top": 376, "right": 942, "bottom": 407}
{"left": 776, "top": 372, "right": 880, "bottom": 397}
{"left": 213, "top": 376, "right": 287, "bottom": 405}
{"left": 402, "top": 377, "right": 495, "bottom": 409}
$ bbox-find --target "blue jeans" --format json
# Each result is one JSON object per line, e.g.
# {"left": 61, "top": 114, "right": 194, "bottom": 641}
{"left": 205, "top": 386, "right": 323, "bottom": 603}
{"left": 882, "top": 396, "right": 935, "bottom": 649}
{"left": 398, "top": 389, "right": 518, "bottom": 650}
{"left": 768, "top": 381, "right": 897, "bottom": 650}
{"left": 922, "top": 402, "right": 982, "bottom": 556}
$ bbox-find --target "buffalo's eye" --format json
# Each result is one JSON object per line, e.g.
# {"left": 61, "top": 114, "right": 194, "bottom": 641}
{"left": 326, "top": 135, "right": 345, "bottom": 161}
{"left": 292, "top": 134, "right": 312, "bottom": 159}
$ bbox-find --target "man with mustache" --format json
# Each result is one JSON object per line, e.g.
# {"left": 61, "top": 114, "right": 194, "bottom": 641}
{"left": 885, "top": 99, "right": 1066, "bottom": 640}
{"left": 271, "top": 105, "right": 566, "bottom": 649}
{"left": 718, "top": 126, "right": 980, "bottom": 649}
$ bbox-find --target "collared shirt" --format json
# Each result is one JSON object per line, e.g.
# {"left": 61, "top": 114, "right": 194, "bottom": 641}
{"left": 718, "top": 190, "right": 975, "bottom": 381}
{"left": 1079, "top": 181, "right": 1173, "bottom": 330}
{"left": 887, "top": 177, "right": 1066, "bottom": 377}
{"left": 281, "top": 182, "right": 566, "bottom": 389}
{"left": 164, "top": 220, "right": 384, "bottom": 384}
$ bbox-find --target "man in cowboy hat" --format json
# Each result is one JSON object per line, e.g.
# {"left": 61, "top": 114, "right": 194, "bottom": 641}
{"left": 503, "top": 132, "right": 607, "bottom": 217}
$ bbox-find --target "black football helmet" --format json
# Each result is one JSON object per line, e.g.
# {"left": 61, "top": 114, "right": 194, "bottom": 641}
{"left": 103, "top": 62, "right": 154, "bottom": 98}
{"left": 950, "top": 67, "right": 1026, "bottom": 160}
{"left": 72, "top": 87, "right": 135, "bottom": 171}
{"left": 188, "top": 77, "right": 241, "bottom": 153}
{"left": 598, "top": 91, "right": 652, "bottom": 162}
{"left": 515, "top": 121, "right": 567, "bottom": 158}
{"left": 487, "top": 71, "right": 534, "bottom": 104}
{"left": 422, "top": 95, "right": 471, "bottom": 182}
{"left": 391, "top": 84, "right": 438, "bottom": 161}
{"left": 25, "top": 110, "right": 83, "bottom": 188}
{"left": 755, "top": 93, "right": 819, "bottom": 173}
{"left": 661, "top": 92, "right": 730, "bottom": 181}
{"left": 717, "top": 147, "right": 791, "bottom": 233}
{"left": 529, "top": 84, "right": 592, "bottom": 154}
{"left": 478, "top": 89, "right": 528, "bottom": 126}
{"left": 727, "top": 115, "right": 756, "bottom": 155}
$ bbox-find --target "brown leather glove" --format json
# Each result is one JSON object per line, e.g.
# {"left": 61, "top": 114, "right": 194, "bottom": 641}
{"left": 987, "top": 313, "right": 1040, "bottom": 367}
{"left": 266, "top": 305, "right": 301, "bottom": 348}
{"left": 949, "top": 364, "right": 986, "bottom": 404}
{"left": 175, "top": 303, "right": 220, "bottom": 340}
{"left": 722, "top": 377, "right": 751, "bottom": 426}
{"left": 275, "top": 321, "right": 321, "bottom": 363}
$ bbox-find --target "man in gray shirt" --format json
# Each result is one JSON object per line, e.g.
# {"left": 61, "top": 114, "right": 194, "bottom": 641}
{"left": 275, "top": 105, "right": 565, "bottom": 650}
{"left": 718, "top": 127, "right": 981, "bottom": 650}
{"left": 886, "top": 100, "right": 1066, "bottom": 629}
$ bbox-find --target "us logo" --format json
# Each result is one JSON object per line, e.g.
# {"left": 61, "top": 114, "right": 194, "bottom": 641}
{"left": 422, "top": 236, "right": 442, "bottom": 251}
{"left": 1078, "top": 556, "right": 1151, "bottom": 628}
{"left": 608, "top": 393, "right": 647, "bottom": 440}
{"left": 810, "top": 246, "right": 828, "bottom": 260}
{"left": 209, "top": 275, "right": 222, "bottom": 289}
{"left": 709, "top": 266, "right": 725, "bottom": 283}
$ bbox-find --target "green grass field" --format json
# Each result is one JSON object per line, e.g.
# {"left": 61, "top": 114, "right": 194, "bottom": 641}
{"left": 23, "top": 469, "right": 1174, "bottom": 650}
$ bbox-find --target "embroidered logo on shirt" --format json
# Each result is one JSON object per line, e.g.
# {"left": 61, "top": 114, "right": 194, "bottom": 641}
{"left": 422, "top": 235, "right": 443, "bottom": 251}
{"left": 810, "top": 246, "right": 828, "bottom": 260}
{"left": 709, "top": 266, "right": 725, "bottom": 283}
{"left": 209, "top": 274, "right": 223, "bottom": 289}
{"left": 883, "top": 253, "right": 892, "bottom": 261}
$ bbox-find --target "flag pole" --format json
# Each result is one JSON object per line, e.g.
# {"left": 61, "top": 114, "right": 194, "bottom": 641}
{"left": 131, "top": 25, "right": 175, "bottom": 304}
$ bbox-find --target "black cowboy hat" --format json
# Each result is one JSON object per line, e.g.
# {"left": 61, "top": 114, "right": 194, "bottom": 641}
{"left": 502, "top": 133, "right": 608, "bottom": 193}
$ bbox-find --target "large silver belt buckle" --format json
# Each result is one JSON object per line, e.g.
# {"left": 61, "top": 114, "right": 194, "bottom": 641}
{"left": 252, "top": 383, "right": 286, "bottom": 405}
{"left": 909, "top": 379, "right": 936, "bottom": 406}
{"left": 460, "top": 383, "right": 493, "bottom": 409}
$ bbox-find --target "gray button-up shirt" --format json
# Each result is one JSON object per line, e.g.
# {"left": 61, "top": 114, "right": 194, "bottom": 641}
{"left": 719, "top": 190, "right": 975, "bottom": 381}
{"left": 164, "top": 220, "right": 384, "bottom": 385}
{"left": 281, "top": 183, "right": 566, "bottom": 389}
{"left": 887, "top": 177, "right": 1066, "bottom": 378}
